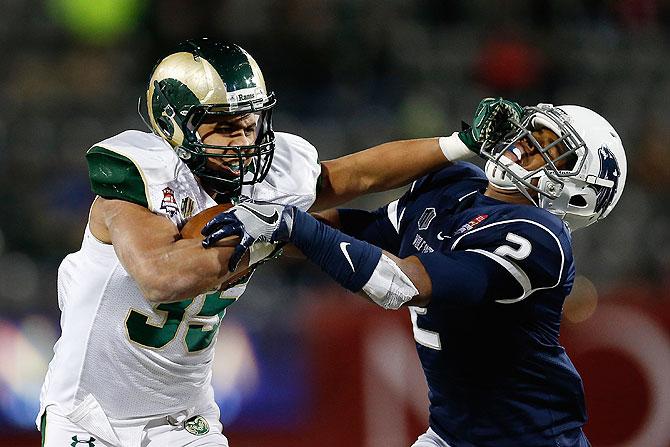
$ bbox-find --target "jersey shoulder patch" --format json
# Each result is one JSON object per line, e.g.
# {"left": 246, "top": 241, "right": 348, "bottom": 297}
{"left": 243, "top": 132, "right": 320, "bottom": 210}
{"left": 451, "top": 209, "right": 572, "bottom": 303}
{"left": 86, "top": 130, "right": 180, "bottom": 207}
{"left": 92, "top": 130, "right": 180, "bottom": 183}
{"left": 390, "top": 162, "right": 487, "bottom": 234}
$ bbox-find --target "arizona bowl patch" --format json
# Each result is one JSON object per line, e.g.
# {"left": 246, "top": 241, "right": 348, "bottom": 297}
{"left": 184, "top": 415, "right": 210, "bottom": 436}
{"left": 160, "top": 187, "right": 179, "bottom": 217}
{"left": 454, "top": 214, "right": 489, "bottom": 236}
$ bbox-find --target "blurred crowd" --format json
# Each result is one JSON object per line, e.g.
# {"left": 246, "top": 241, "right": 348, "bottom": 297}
{"left": 1, "top": 0, "right": 670, "bottom": 322}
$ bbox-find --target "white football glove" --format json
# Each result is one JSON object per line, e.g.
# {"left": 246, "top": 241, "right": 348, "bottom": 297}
{"left": 201, "top": 201, "right": 295, "bottom": 271}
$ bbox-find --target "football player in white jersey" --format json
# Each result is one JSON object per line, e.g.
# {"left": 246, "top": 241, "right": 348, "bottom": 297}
{"left": 36, "top": 38, "right": 494, "bottom": 447}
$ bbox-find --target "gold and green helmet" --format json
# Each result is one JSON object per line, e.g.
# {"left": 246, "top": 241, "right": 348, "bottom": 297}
{"left": 146, "top": 38, "right": 276, "bottom": 196}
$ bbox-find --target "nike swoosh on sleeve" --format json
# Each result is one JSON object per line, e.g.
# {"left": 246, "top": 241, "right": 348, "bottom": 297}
{"left": 339, "top": 242, "right": 356, "bottom": 272}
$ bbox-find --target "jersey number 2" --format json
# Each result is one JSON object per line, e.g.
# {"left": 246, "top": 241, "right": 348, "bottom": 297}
{"left": 494, "top": 232, "right": 531, "bottom": 260}
{"left": 409, "top": 232, "right": 532, "bottom": 350}
{"left": 409, "top": 306, "right": 441, "bottom": 350}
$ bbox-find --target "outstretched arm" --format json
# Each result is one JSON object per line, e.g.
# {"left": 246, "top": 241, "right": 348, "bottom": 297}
{"left": 310, "top": 97, "right": 524, "bottom": 211}
{"left": 312, "top": 138, "right": 454, "bottom": 211}
{"left": 201, "top": 201, "right": 433, "bottom": 308}
{"left": 269, "top": 208, "right": 520, "bottom": 309}
{"left": 285, "top": 207, "right": 433, "bottom": 308}
{"left": 201, "top": 202, "right": 525, "bottom": 310}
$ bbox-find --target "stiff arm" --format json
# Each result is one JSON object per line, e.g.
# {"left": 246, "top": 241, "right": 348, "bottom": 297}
{"left": 312, "top": 138, "right": 457, "bottom": 211}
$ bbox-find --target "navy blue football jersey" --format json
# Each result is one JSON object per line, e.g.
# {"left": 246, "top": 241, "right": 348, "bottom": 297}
{"left": 338, "top": 163, "right": 588, "bottom": 447}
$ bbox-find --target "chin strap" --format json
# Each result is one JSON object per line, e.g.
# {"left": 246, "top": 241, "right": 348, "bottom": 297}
{"left": 484, "top": 157, "right": 524, "bottom": 190}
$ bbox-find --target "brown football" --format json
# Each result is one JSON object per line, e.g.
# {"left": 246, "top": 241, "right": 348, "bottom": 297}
{"left": 180, "top": 202, "right": 239, "bottom": 245}
{"left": 181, "top": 202, "right": 250, "bottom": 290}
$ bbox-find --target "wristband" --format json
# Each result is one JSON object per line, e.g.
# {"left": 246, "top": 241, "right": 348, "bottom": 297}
{"left": 439, "top": 132, "right": 475, "bottom": 162}
{"left": 362, "top": 254, "right": 418, "bottom": 309}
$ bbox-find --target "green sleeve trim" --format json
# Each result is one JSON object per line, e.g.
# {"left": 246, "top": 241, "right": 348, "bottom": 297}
{"left": 86, "top": 146, "right": 148, "bottom": 207}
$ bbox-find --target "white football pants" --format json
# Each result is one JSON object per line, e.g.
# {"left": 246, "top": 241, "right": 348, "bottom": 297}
{"left": 40, "top": 406, "right": 229, "bottom": 447}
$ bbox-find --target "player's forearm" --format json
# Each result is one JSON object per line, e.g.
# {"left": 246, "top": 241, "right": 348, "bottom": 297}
{"left": 288, "top": 209, "right": 432, "bottom": 309}
{"left": 121, "top": 239, "right": 241, "bottom": 302}
{"left": 349, "top": 138, "right": 449, "bottom": 192}
{"left": 99, "top": 198, "right": 242, "bottom": 302}
{"left": 313, "top": 138, "right": 449, "bottom": 210}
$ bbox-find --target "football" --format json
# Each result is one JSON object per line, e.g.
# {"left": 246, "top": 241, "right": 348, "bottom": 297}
{"left": 180, "top": 202, "right": 238, "bottom": 245}
{"left": 181, "top": 202, "right": 251, "bottom": 290}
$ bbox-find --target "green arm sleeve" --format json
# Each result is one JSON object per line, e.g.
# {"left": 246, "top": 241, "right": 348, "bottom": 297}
{"left": 86, "top": 146, "right": 148, "bottom": 207}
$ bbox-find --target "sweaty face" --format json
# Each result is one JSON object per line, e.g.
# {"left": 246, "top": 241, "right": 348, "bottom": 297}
{"left": 501, "top": 128, "right": 575, "bottom": 172}
{"left": 197, "top": 113, "right": 259, "bottom": 176}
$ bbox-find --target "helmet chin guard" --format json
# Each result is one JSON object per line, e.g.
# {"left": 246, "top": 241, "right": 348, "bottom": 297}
{"left": 480, "top": 104, "right": 627, "bottom": 231}
{"left": 485, "top": 155, "right": 536, "bottom": 191}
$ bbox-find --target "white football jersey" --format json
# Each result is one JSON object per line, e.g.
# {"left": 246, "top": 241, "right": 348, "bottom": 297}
{"left": 38, "top": 130, "right": 320, "bottom": 429}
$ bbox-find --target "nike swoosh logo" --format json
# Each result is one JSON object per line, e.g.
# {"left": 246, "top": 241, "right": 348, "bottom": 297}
{"left": 436, "top": 232, "right": 450, "bottom": 241}
{"left": 339, "top": 242, "right": 356, "bottom": 272}
{"left": 239, "top": 204, "right": 279, "bottom": 225}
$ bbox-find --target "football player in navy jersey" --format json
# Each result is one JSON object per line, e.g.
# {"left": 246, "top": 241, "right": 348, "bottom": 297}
{"left": 203, "top": 101, "right": 627, "bottom": 447}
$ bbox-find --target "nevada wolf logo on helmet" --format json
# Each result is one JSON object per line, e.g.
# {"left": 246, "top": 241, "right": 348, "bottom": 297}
{"left": 594, "top": 146, "right": 621, "bottom": 214}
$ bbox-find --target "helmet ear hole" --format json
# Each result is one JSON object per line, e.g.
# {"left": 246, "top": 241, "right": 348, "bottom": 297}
{"left": 569, "top": 195, "right": 588, "bottom": 208}
{"left": 157, "top": 116, "right": 174, "bottom": 137}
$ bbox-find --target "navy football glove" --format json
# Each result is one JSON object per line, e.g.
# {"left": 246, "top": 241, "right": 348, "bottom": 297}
{"left": 201, "top": 201, "right": 295, "bottom": 272}
{"left": 458, "top": 97, "right": 524, "bottom": 153}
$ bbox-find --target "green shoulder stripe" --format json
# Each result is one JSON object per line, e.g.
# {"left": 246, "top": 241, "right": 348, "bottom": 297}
{"left": 86, "top": 146, "right": 148, "bottom": 207}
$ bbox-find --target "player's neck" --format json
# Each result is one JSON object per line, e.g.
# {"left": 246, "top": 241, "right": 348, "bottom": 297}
{"left": 195, "top": 175, "right": 225, "bottom": 202}
{"left": 484, "top": 184, "right": 534, "bottom": 205}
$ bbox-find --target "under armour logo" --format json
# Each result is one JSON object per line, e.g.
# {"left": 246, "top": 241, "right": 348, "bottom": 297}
{"left": 71, "top": 435, "right": 96, "bottom": 447}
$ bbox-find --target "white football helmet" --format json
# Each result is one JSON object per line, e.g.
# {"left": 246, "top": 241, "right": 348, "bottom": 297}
{"left": 480, "top": 103, "right": 627, "bottom": 231}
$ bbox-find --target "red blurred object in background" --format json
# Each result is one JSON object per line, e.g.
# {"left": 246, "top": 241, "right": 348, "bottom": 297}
{"left": 476, "top": 37, "right": 544, "bottom": 92}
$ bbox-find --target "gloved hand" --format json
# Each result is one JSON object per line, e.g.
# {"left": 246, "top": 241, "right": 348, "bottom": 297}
{"left": 458, "top": 97, "right": 524, "bottom": 153}
{"left": 201, "top": 201, "right": 295, "bottom": 271}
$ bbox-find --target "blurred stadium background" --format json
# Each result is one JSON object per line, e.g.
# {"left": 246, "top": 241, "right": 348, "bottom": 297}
{"left": 1, "top": 0, "right": 670, "bottom": 446}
